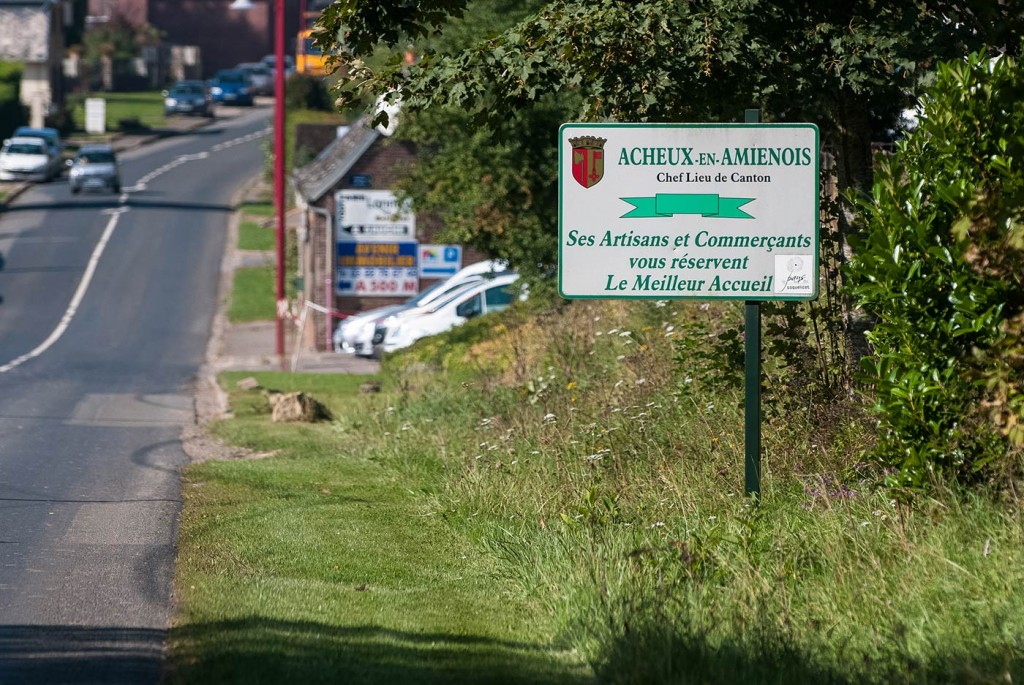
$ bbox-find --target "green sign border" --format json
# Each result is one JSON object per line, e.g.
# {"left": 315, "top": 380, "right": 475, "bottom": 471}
{"left": 558, "top": 122, "right": 821, "bottom": 302}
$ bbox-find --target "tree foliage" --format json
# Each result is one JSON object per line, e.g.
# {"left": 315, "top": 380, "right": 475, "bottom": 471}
{"left": 847, "top": 51, "right": 1024, "bottom": 484}
{"left": 315, "top": 0, "right": 1022, "bottom": 269}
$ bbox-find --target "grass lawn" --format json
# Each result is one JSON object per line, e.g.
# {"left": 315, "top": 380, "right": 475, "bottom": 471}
{"left": 238, "top": 201, "right": 276, "bottom": 251}
{"left": 69, "top": 91, "right": 167, "bottom": 132}
{"left": 228, "top": 266, "right": 275, "bottom": 322}
{"left": 168, "top": 372, "right": 590, "bottom": 685}
{"left": 239, "top": 200, "right": 275, "bottom": 218}
{"left": 238, "top": 219, "right": 275, "bottom": 251}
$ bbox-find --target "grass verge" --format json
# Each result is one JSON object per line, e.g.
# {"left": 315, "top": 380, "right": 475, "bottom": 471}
{"left": 169, "top": 372, "right": 590, "bottom": 684}
{"left": 238, "top": 201, "right": 276, "bottom": 252}
{"left": 174, "top": 296, "right": 1024, "bottom": 684}
{"left": 228, "top": 266, "right": 274, "bottom": 322}
{"left": 238, "top": 219, "right": 275, "bottom": 251}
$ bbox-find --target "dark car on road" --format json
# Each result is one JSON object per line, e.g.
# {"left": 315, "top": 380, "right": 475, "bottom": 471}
{"left": 236, "top": 62, "right": 274, "bottom": 96}
{"left": 208, "top": 69, "right": 254, "bottom": 106}
{"left": 67, "top": 144, "right": 121, "bottom": 194}
{"left": 163, "top": 80, "right": 214, "bottom": 117}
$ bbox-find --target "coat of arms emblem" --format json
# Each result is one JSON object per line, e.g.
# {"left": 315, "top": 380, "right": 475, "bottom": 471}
{"left": 569, "top": 136, "right": 606, "bottom": 188}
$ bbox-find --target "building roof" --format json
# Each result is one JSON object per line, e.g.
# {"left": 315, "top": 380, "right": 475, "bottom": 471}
{"left": 0, "top": 1, "right": 54, "bottom": 62}
{"left": 293, "top": 115, "right": 380, "bottom": 203}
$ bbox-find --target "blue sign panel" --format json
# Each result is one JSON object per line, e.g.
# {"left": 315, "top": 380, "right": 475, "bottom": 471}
{"left": 419, "top": 244, "right": 463, "bottom": 277}
{"left": 336, "top": 241, "right": 419, "bottom": 296}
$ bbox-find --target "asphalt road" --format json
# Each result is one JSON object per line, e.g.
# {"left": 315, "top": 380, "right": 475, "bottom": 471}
{"left": 0, "top": 109, "right": 270, "bottom": 683}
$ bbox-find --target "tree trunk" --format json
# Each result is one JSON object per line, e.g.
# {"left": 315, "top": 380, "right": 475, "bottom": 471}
{"left": 830, "top": 89, "right": 876, "bottom": 385}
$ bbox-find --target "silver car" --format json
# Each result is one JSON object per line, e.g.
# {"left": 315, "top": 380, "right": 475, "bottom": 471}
{"left": 163, "top": 80, "right": 214, "bottom": 117}
{"left": 68, "top": 144, "right": 121, "bottom": 194}
{"left": 236, "top": 63, "right": 274, "bottom": 96}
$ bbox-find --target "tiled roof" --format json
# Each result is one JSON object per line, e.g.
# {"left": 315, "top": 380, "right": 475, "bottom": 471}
{"left": 0, "top": 4, "right": 52, "bottom": 62}
{"left": 292, "top": 115, "right": 380, "bottom": 203}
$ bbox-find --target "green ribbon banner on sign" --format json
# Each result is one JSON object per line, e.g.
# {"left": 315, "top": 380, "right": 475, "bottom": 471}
{"left": 621, "top": 194, "right": 755, "bottom": 219}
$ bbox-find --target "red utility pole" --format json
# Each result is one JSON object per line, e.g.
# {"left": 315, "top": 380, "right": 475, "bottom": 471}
{"left": 273, "top": 0, "right": 286, "bottom": 367}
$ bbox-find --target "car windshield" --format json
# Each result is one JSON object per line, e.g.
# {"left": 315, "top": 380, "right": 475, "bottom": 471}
{"left": 171, "top": 84, "right": 203, "bottom": 95}
{"left": 78, "top": 151, "right": 115, "bottom": 164}
{"left": 428, "top": 282, "right": 484, "bottom": 312}
{"left": 407, "top": 278, "right": 467, "bottom": 307}
{"left": 5, "top": 142, "right": 45, "bottom": 155}
{"left": 215, "top": 72, "right": 245, "bottom": 84}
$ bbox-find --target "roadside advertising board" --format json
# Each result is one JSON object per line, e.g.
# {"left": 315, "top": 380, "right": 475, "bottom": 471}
{"left": 85, "top": 98, "right": 106, "bottom": 135}
{"left": 335, "top": 189, "right": 419, "bottom": 296}
{"left": 335, "top": 241, "right": 419, "bottom": 296}
{"left": 335, "top": 189, "right": 415, "bottom": 241}
{"left": 558, "top": 123, "right": 819, "bottom": 300}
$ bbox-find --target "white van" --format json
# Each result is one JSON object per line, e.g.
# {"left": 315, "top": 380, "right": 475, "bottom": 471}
{"left": 333, "top": 259, "right": 509, "bottom": 356}
{"left": 372, "top": 273, "right": 521, "bottom": 356}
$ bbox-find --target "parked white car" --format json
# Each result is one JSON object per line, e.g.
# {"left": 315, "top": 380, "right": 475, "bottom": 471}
{"left": 333, "top": 259, "right": 510, "bottom": 356}
{"left": 0, "top": 135, "right": 62, "bottom": 182}
{"left": 372, "top": 273, "right": 522, "bottom": 356}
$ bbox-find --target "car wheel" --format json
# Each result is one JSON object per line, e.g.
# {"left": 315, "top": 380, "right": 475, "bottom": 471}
{"left": 111, "top": 181, "right": 121, "bottom": 194}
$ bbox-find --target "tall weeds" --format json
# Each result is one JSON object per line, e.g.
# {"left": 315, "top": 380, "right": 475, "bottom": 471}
{"left": 338, "top": 296, "right": 1024, "bottom": 683}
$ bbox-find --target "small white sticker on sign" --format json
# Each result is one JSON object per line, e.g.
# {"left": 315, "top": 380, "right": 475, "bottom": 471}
{"left": 774, "top": 255, "right": 813, "bottom": 294}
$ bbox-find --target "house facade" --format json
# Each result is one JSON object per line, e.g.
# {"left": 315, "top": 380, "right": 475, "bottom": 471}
{"left": 0, "top": 0, "right": 67, "bottom": 128}
{"left": 86, "top": 0, "right": 307, "bottom": 76}
{"left": 291, "top": 118, "right": 488, "bottom": 351}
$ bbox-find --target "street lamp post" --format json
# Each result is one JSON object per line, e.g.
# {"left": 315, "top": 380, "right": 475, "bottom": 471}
{"left": 230, "top": 0, "right": 287, "bottom": 367}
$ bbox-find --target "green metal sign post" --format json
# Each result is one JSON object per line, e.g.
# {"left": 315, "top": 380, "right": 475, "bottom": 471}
{"left": 743, "top": 108, "right": 762, "bottom": 500}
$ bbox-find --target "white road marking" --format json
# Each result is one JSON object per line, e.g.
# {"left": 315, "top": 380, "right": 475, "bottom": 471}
{"left": 0, "top": 209, "right": 126, "bottom": 373}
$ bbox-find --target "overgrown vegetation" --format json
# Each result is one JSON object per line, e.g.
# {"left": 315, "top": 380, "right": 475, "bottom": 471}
{"left": 173, "top": 294, "right": 1024, "bottom": 683}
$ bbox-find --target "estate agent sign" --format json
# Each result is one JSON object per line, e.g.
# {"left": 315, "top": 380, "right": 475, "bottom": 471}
{"left": 335, "top": 190, "right": 419, "bottom": 296}
{"left": 559, "top": 123, "right": 819, "bottom": 300}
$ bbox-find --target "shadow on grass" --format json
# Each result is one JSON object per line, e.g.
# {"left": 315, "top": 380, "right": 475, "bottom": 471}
{"left": 168, "top": 617, "right": 590, "bottom": 685}
{"left": 0, "top": 624, "right": 164, "bottom": 685}
{"left": 593, "top": 623, "right": 1023, "bottom": 685}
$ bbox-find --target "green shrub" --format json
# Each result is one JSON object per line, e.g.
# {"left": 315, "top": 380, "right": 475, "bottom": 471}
{"left": 0, "top": 61, "right": 22, "bottom": 83}
{"left": 285, "top": 73, "right": 333, "bottom": 111}
{"left": 847, "top": 51, "right": 1024, "bottom": 485}
{"left": 0, "top": 61, "right": 26, "bottom": 139}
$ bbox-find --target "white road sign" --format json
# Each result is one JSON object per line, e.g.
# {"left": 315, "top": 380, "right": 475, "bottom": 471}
{"left": 559, "top": 123, "right": 819, "bottom": 300}
{"left": 335, "top": 190, "right": 415, "bottom": 242}
{"left": 85, "top": 98, "right": 106, "bottom": 135}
